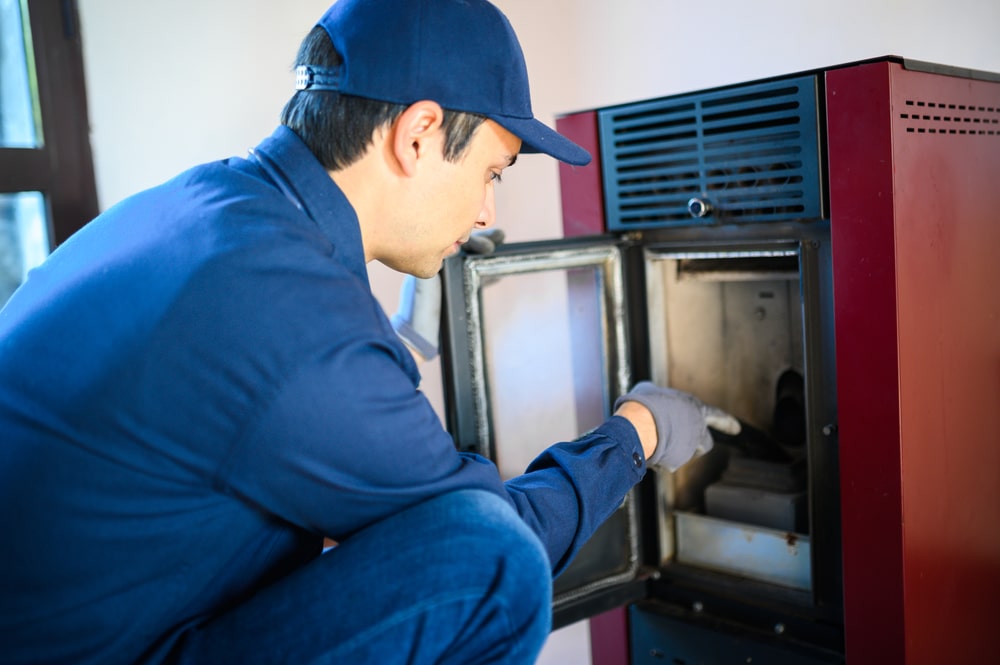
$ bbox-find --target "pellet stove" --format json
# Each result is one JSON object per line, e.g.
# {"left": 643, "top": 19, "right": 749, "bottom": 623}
{"left": 439, "top": 57, "right": 1000, "bottom": 664}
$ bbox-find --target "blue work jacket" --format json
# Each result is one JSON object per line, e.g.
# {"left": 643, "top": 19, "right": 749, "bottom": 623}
{"left": 0, "top": 126, "right": 646, "bottom": 664}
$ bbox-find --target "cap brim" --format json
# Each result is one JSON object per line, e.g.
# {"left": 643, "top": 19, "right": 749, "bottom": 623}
{"left": 490, "top": 115, "right": 592, "bottom": 166}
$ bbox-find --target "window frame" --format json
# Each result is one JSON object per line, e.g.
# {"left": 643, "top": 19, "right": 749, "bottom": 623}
{"left": 0, "top": 0, "right": 97, "bottom": 247}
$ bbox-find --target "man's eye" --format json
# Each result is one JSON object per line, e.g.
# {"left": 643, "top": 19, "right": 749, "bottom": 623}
{"left": 490, "top": 171, "right": 503, "bottom": 184}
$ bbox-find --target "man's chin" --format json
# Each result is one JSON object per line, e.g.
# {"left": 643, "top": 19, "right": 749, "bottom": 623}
{"left": 412, "top": 259, "right": 445, "bottom": 280}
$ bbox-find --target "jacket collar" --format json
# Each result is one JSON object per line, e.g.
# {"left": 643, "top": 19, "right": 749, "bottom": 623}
{"left": 250, "top": 126, "right": 369, "bottom": 284}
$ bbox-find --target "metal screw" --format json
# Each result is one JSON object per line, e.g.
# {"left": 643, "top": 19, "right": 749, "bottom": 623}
{"left": 693, "top": 601, "right": 704, "bottom": 613}
{"left": 688, "top": 197, "right": 713, "bottom": 218}
{"left": 822, "top": 423, "right": 837, "bottom": 436}
{"left": 774, "top": 623, "right": 786, "bottom": 635}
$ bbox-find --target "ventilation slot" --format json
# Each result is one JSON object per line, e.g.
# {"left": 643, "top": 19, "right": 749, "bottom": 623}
{"left": 599, "top": 76, "right": 823, "bottom": 230}
{"left": 900, "top": 99, "right": 1000, "bottom": 136}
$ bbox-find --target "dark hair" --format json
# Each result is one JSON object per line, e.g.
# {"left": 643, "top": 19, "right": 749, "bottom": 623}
{"left": 280, "top": 27, "right": 487, "bottom": 171}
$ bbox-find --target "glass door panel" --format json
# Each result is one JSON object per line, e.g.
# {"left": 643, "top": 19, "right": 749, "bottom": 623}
{"left": 480, "top": 265, "right": 611, "bottom": 480}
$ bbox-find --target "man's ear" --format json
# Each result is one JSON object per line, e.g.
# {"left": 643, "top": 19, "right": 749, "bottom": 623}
{"left": 392, "top": 100, "right": 446, "bottom": 178}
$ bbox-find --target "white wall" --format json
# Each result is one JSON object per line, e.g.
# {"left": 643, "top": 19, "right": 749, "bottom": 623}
{"left": 79, "top": 0, "right": 1000, "bottom": 320}
{"left": 77, "top": 1, "right": 1000, "bottom": 662}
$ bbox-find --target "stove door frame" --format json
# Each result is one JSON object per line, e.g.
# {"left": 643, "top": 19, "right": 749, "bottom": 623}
{"left": 439, "top": 235, "right": 652, "bottom": 626}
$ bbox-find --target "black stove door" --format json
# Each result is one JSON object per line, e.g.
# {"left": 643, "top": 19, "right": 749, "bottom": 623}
{"left": 438, "top": 236, "right": 648, "bottom": 627}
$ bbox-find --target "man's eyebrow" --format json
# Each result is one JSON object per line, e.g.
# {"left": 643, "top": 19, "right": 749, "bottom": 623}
{"left": 505, "top": 154, "right": 518, "bottom": 168}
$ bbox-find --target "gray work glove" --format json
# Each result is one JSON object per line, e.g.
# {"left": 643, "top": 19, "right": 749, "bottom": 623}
{"left": 614, "top": 382, "right": 741, "bottom": 471}
{"left": 390, "top": 229, "right": 505, "bottom": 362}
{"left": 461, "top": 228, "right": 505, "bottom": 255}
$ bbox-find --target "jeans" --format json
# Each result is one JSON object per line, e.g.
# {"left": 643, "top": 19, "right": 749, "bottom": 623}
{"left": 169, "top": 489, "right": 553, "bottom": 665}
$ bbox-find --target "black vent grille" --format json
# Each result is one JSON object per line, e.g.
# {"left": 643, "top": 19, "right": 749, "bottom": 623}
{"left": 599, "top": 76, "right": 823, "bottom": 230}
{"left": 900, "top": 99, "right": 1000, "bottom": 135}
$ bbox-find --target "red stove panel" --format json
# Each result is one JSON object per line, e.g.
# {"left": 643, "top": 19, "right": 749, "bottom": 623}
{"left": 551, "top": 57, "right": 1000, "bottom": 665}
{"left": 829, "top": 60, "right": 1000, "bottom": 665}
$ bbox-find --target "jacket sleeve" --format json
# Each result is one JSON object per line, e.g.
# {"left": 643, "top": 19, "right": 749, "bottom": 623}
{"left": 503, "top": 416, "right": 647, "bottom": 574}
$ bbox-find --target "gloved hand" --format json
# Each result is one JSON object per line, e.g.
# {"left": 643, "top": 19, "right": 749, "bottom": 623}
{"left": 614, "top": 382, "right": 741, "bottom": 471}
{"left": 391, "top": 228, "right": 505, "bottom": 362}
{"left": 461, "top": 228, "right": 505, "bottom": 255}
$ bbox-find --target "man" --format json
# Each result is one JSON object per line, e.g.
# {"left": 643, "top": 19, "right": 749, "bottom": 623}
{"left": 0, "top": 1, "right": 728, "bottom": 663}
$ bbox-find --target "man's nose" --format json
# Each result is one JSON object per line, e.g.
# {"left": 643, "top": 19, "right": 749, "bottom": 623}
{"left": 475, "top": 182, "right": 497, "bottom": 229}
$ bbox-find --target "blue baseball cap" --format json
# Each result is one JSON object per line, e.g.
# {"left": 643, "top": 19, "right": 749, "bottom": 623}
{"left": 297, "top": 0, "right": 591, "bottom": 166}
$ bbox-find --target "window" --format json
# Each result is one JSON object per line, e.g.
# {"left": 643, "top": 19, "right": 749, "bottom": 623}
{"left": 0, "top": 0, "right": 97, "bottom": 305}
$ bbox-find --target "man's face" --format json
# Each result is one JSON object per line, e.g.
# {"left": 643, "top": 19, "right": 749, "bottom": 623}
{"left": 386, "top": 119, "right": 521, "bottom": 278}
